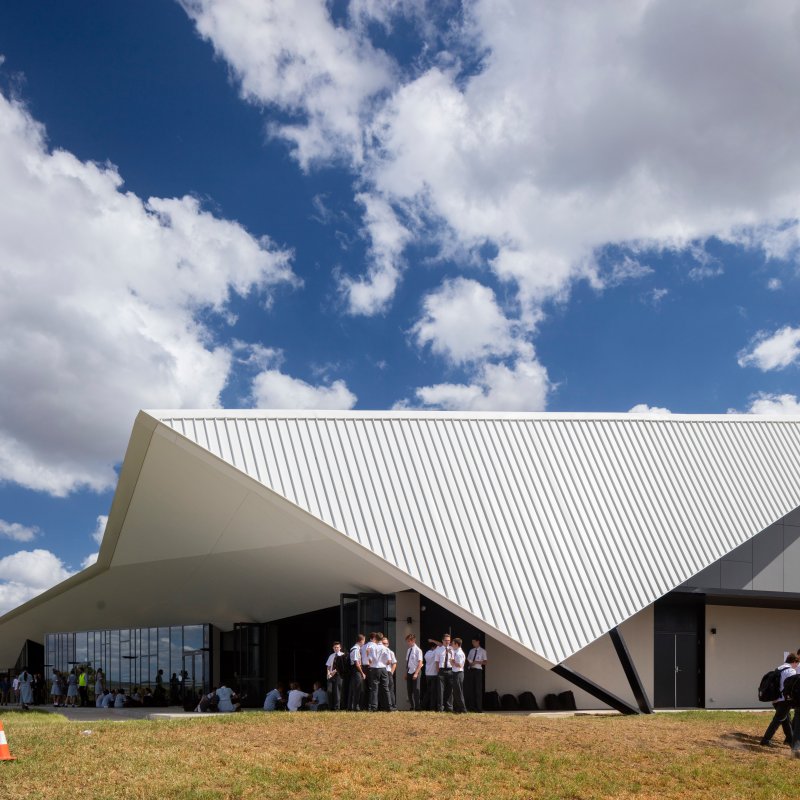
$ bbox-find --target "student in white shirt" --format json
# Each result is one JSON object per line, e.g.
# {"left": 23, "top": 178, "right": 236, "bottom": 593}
{"left": 287, "top": 682, "right": 309, "bottom": 712}
{"left": 449, "top": 637, "right": 467, "bottom": 713}
{"left": 423, "top": 641, "right": 440, "bottom": 711}
{"left": 465, "top": 637, "right": 488, "bottom": 712}
{"left": 404, "top": 633, "right": 424, "bottom": 711}
{"left": 325, "top": 641, "right": 345, "bottom": 711}
{"left": 761, "top": 653, "right": 799, "bottom": 745}
{"left": 366, "top": 632, "right": 391, "bottom": 711}
{"left": 434, "top": 633, "right": 458, "bottom": 712}
{"left": 349, "top": 634, "right": 366, "bottom": 711}
{"left": 308, "top": 681, "right": 329, "bottom": 711}
{"left": 382, "top": 637, "right": 398, "bottom": 711}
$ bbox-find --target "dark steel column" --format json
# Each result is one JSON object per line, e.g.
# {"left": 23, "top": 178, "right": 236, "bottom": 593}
{"left": 609, "top": 626, "right": 652, "bottom": 714}
{"left": 551, "top": 664, "right": 640, "bottom": 715}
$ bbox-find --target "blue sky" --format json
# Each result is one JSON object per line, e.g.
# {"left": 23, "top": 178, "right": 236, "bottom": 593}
{"left": 1, "top": 0, "right": 799, "bottom": 614}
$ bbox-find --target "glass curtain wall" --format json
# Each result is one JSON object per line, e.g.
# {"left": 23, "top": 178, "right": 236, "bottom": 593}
{"left": 45, "top": 624, "right": 210, "bottom": 695}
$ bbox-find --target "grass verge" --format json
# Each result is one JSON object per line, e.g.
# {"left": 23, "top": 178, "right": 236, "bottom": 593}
{"left": 0, "top": 710, "right": 793, "bottom": 800}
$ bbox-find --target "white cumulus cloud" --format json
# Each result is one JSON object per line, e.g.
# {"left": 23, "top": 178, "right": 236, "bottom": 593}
{"left": 251, "top": 371, "right": 357, "bottom": 410}
{"left": 747, "top": 393, "right": 800, "bottom": 415}
{"left": 91, "top": 515, "right": 108, "bottom": 547}
{"left": 628, "top": 404, "right": 672, "bottom": 415}
{"left": 411, "top": 277, "right": 521, "bottom": 365}
{"left": 738, "top": 326, "right": 800, "bottom": 371}
{"left": 0, "top": 519, "right": 40, "bottom": 542}
{"left": 0, "top": 549, "right": 74, "bottom": 615}
{"left": 410, "top": 357, "right": 550, "bottom": 412}
{"left": 0, "top": 88, "right": 296, "bottom": 496}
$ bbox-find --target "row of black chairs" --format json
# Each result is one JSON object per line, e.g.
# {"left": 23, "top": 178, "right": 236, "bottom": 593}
{"left": 483, "top": 690, "right": 577, "bottom": 712}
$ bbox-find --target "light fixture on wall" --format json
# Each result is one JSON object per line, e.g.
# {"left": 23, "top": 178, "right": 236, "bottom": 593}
{"left": 710, "top": 627, "right": 717, "bottom": 635}
{"left": 406, "top": 616, "right": 413, "bottom": 624}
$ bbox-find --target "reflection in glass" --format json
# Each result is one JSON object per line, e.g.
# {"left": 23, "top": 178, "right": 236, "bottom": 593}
{"left": 44, "top": 624, "right": 211, "bottom": 697}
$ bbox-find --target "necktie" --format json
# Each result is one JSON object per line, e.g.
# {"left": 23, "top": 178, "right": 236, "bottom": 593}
{"left": 444, "top": 648, "right": 450, "bottom": 668}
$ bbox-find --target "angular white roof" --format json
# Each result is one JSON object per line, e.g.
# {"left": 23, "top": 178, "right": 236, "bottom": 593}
{"left": 153, "top": 410, "right": 800, "bottom": 665}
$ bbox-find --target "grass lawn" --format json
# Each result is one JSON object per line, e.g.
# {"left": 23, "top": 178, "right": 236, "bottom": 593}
{"left": 0, "top": 709, "right": 795, "bottom": 799}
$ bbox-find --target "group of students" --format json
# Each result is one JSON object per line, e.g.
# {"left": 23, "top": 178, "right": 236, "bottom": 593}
{"left": 262, "top": 631, "right": 488, "bottom": 713}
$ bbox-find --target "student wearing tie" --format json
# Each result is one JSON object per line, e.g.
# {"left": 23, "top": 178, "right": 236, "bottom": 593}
{"left": 465, "top": 636, "right": 488, "bottom": 712}
{"left": 435, "top": 633, "right": 455, "bottom": 712}
{"left": 404, "top": 633, "right": 423, "bottom": 710}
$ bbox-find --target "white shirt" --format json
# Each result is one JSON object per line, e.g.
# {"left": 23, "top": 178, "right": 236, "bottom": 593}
{"left": 424, "top": 649, "right": 439, "bottom": 677}
{"left": 467, "top": 646, "right": 488, "bottom": 669}
{"left": 367, "top": 641, "right": 390, "bottom": 669}
{"left": 287, "top": 689, "right": 308, "bottom": 711}
{"left": 263, "top": 688, "right": 282, "bottom": 710}
{"left": 451, "top": 646, "right": 466, "bottom": 673}
{"left": 326, "top": 650, "right": 342, "bottom": 674}
{"left": 435, "top": 644, "right": 455, "bottom": 669}
{"left": 386, "top": 647, "right": 397, "bottom": 673}
{"left": 350, "top": 643, "right": 362, "bottom": 667}
{"left": 360, "top": 642, "right": 370, "bottom": 669}
{"left": 114, "top": 693, "right": 126, "bottom": 708}
{"left": 406, "top": 643, "right": 423, "bottom": 674}
{"left": 102, "top": 693, "right": 114, "bottom": 708}
{"left": 779, "top": 663, "right": 797, "bottom": 698}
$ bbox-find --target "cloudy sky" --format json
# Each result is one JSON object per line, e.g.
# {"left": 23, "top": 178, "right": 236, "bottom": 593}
{"left": 1, "top": 0, "right": 799, "bottom": 615}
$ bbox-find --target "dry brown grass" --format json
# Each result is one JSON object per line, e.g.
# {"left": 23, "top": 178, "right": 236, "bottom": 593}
{"left": 0, "top": 710, "right": 795, "bottom": 800}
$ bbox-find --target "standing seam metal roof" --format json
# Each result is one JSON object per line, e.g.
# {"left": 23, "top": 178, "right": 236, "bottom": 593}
{"left": 153, "top": 412, "right": 800, "bottom": 665}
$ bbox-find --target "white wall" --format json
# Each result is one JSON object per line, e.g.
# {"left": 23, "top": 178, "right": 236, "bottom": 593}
{"left": 484, "top": 605, "right": 654, "bottom": 711}
{"left": 705, "top": 604, "right": 800, "bottom": 709}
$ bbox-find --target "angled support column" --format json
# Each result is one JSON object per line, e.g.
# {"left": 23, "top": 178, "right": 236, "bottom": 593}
{"left": 609, "top": 626, "right": 652, "bottom": 714}
{"left": 551, "top": 664, "right": 640, "bottom": 715}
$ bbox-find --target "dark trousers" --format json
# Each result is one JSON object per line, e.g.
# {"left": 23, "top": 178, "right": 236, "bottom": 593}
{"left": 451, "top": 671, "right": 467, "bottom": 713}
{"left": 79, "top": 686, "right": 88, "bottom": 707}
{"left": 327, "top": 674, "right": 343, "bottom": 711}
{"left": 464, "top": 669, "right": 483, "bottom": 711}
{"left": 368, "top": 668, "right": 390, "bottom": 711}
{"left": 348, "top": 671, "right": 364, "bottom": 710}
{"left": 422, "top": 674, "right": 439, "bottom": 710}
{"left": 763, "top": 700, "right": 793, "bottom": 743}
{"left": 439, "top": 669, "right": 454, "bottom": 711}
{"left": 406, "top": 674, "right": 421, "bottom": 710}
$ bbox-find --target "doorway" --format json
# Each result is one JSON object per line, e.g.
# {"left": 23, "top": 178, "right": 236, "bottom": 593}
{"left": 654, "top": 599, "right": 703, "bottom": 708}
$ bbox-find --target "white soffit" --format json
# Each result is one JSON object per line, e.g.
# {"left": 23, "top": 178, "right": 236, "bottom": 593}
{"left": 151, "top": 411, "right": 800, "bottom": 665}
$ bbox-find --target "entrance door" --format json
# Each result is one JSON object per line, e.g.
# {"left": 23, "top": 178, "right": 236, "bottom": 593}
{"left": 340, "top": 594, "right": 393, "bottom": 646}
{"left": 233, "top": 623, "right": 266, "bottom": 707}
{"left": 654, "top": 631, "right": 701, "bottom": 707}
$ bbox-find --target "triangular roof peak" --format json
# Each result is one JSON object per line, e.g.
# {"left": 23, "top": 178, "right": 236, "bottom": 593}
{"left": 147, "top": 410, "right": 800, "bottom": 665}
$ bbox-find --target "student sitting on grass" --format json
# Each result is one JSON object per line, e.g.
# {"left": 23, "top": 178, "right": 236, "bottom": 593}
{"left": 287, "top": 682, "right": 309, "bottom": 711}
{"left": 263, "top": 683, "right": 286, "bottom": 711}
{"left": 307, "top": 681, "right": 329, "bottom": 711}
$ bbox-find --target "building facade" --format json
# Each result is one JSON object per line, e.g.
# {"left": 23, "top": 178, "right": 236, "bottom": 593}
{"left": 2, "top": 409, "right": 800, "bottom": 711}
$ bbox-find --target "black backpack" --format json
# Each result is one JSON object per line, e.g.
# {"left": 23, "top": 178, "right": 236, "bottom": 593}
{"left": 784, "top": 674, "right": 800, "bottom": 707}
{"left": 758, "top": 668, "right": 783, "bottom": 702}
{"left": 333, "top": 653, "right": 350, "bottom": 678}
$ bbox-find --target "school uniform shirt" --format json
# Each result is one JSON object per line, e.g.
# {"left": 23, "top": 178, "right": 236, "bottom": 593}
{"left": 360, "top": 642, "right": 370, "bottom": 669}
{"left": 311, "top": 688, "right": 328, "bottom": 709}
{"left": 325, "top": 652, "right": 339, "bottom": 673}
{"left": 467, "top": 646, "right": 487, "bottom": 670}
{"left": 451, "top": 647, "right": 466, "bottom": 673}
{"left": 424, "top": 649, "right": 439, "bottom": 677}
{"left": 368, "top": 642, "right": 390, "bottom": 669}
{"left": 114, "top": 693, "right": 126, "bottom": 708}
{"left": 778, "top": 663, "right": 797, "bottom": 699}
{"left": 217, "top": 686, "right": 236, "bottom": 712}
{"left": 102, "top": 693, "right": 114, "bottom": 708}
{"left": 263, "top": 688, "right": 282, "bottom": 710}
{"left": 287, "top": 689, "right": 309, "bottom": 711}
{"left": 350, "top": 644, "right": 362, "bottom": 668}
{"left": 406, "top": 643, "right": 423, "bottom": 675}
{"left": 435, "top": 645, "right": 455, "bottom": 669}
{"left": 386, "top": 648, "right": 397, "bottom": 673}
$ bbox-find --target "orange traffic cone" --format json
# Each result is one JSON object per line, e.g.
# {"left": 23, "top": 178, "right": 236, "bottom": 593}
{"left": 0, "top": 720, "right": 16, "bottom": 761}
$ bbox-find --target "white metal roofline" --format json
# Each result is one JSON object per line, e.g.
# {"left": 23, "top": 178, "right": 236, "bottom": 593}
{"left": 146, "top": 408, "right": 800, "bottom": 423}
